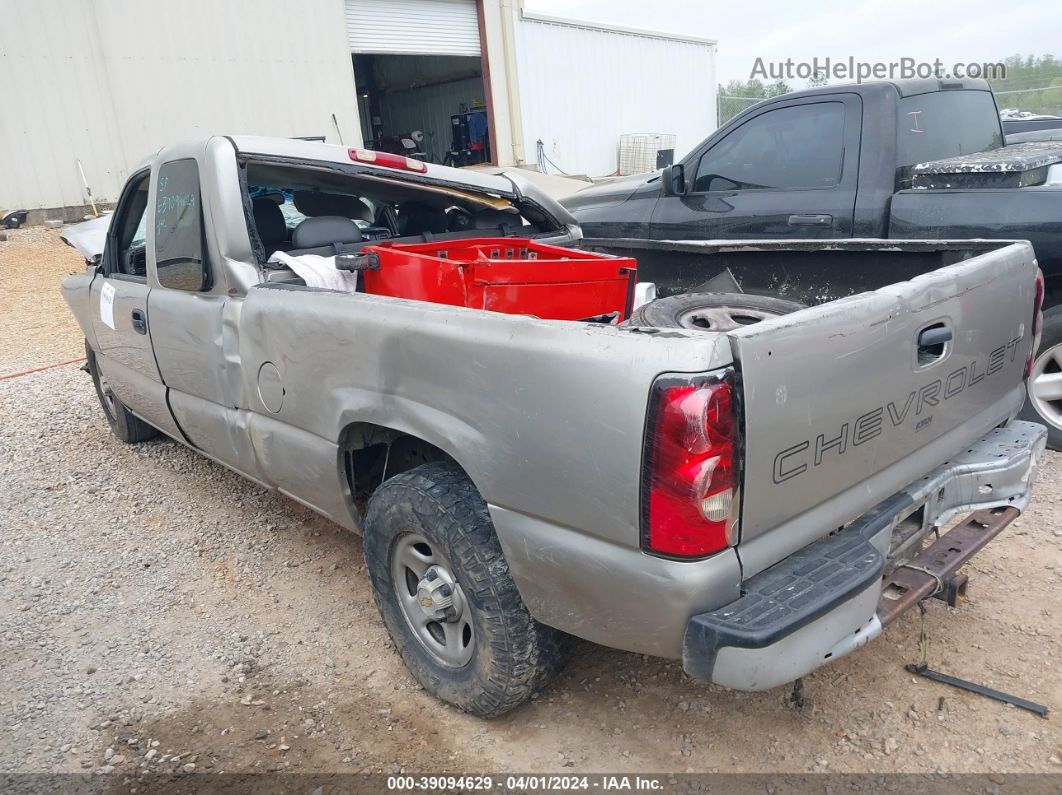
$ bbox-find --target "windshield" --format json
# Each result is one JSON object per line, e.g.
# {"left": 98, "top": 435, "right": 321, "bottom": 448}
{"left": 896, "top": 90, "right": 1003, "bottom": 171}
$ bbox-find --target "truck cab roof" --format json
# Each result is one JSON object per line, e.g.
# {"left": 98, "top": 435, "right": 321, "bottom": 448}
{"left": 62, "top": 136, "right": 579, "bottom": 262}
{"left": 228, "top": 135, "right": 522, "bottom": 198}
{"left": 776, "top": 76, "right": 993, "bottom": 103}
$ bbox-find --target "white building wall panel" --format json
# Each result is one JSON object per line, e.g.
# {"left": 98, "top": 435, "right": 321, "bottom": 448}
{"left": 346, "top": 0, "right": 481, "bottom": 56}
{"left": 0, "top": 0, "right": 360, "bottom": 212}
{"left": 514, "top": 15, "right": 716, "bottom": 177}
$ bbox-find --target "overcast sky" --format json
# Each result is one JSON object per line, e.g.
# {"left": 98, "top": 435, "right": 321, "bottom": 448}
{"left": 526, "top": 0, "right": 1061, "bottom": 88}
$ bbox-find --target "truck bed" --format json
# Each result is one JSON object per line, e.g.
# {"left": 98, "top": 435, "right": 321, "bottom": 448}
{"left": 583, "top": 237, "right": 1017, "bottom": 305}
{"left": 888, "top": 190, "right": 1062, "bottom": 278}
{"left": 240, "top": 237, "right": 1037, "bottom": 608}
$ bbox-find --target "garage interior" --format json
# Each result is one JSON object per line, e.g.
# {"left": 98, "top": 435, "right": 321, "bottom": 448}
{"left": 354, "top": 53, "right": 491, "bottom": 166}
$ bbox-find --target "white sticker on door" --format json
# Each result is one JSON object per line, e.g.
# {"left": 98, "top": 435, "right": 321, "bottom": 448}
{"left": 100, "top": 282, "right": 116, "bottom": 330}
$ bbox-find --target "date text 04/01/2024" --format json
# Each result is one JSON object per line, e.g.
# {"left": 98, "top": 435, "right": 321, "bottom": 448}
{"left": 386, "top": 774, "right": 666, "bottom": 791}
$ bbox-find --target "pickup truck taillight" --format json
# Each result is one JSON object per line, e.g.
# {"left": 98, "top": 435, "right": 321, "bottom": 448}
{"left": 1027, "top": 267, "right": 1046, "bottom": 378}
{"left": 641, "top": 371, "right": 739, "bottom": 558}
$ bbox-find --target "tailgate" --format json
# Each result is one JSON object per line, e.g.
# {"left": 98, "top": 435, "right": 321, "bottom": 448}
{"left": 730, "top": 241, "right": 1037, "bottom": 567}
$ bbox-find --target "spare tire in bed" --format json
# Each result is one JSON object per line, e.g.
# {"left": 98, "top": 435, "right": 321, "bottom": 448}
{"left": 625, "top": 292, "right": 806, "bottom": 332}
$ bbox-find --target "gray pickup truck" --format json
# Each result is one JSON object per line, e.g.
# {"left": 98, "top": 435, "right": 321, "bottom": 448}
{"left": 61, "top": 137, "right": 1046, "bottom": 717}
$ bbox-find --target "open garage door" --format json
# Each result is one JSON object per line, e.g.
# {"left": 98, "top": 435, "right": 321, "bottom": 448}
{"left": 346, "top": 0, "right": 481, "bottom": 56}
{"left": 347, "top": 0, "right": 493, "bottom": 166}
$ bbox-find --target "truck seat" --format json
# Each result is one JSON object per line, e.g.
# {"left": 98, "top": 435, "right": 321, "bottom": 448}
{"left": 293, "top": 191, "right": 373, "bottom": 223}
{"left": 397, "top": 202, "right": 449, "bottom": 236}
{"left": 252, "top": 198, "right": 289, "bottom": 254}
{"left": 288, "top": 216, "right": 364, "bottom": 256}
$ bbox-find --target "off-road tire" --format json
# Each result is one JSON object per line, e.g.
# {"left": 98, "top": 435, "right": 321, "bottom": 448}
{"left": 626, "top": 291, "right": 806, "bottom": 331}
{"left": 363, "top": 460, "right": 568, "bottom": 717}
{"left": 1020, "top": 305, "right": 1062, "bottom": 450}
{"left": 86, "top": 343, "right": 159, "bottom": 444}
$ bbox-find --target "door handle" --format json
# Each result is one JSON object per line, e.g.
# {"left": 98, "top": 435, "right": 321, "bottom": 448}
{"left": 787, "top": 214, "right": 833, "bottom": 226}
{"left": 918, "top": 325, "right": 953, "bottom": 348}
{"left": 131, "top": 309, "right": 147, "bottom": 335}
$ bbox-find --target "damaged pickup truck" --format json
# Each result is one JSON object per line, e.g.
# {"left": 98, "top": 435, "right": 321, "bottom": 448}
{"left": 62, "top": 137, "right": 1046, "bottom": 717}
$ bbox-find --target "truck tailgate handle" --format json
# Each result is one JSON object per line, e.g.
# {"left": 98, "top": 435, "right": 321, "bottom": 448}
{"left": 917, "top": 323, "right": 952, "bottom": 364}
{"left": 918, "top": 324, "right": 953, "bottom": 347}
{"left": 787, "top": 214, "right": 832, "bottom": 226}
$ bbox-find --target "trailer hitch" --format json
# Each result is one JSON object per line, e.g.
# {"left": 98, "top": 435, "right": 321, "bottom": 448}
{"left": 877, "top": 506, "right": 1019, "bottom": 626}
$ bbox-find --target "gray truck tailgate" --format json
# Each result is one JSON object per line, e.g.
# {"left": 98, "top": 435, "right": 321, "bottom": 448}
{"left": 729, "top": 241, "right": 1037, "bottom": 575}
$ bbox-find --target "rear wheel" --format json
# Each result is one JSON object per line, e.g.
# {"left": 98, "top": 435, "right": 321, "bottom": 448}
{"left": 363, "top": 460, "right": 567, "bottom": 717}
{"left": 86, "top": 343, "right": 159, "bottom": 444}
{"left": 625, "top": 292, "right": 806, "bottom": 331}
{"left": 1021, "top": 306, "right": 1062, "bottom": 449}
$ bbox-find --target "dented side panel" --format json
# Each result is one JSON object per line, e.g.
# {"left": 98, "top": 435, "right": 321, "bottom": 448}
{"left": 236, "top": 287, "right": 734, "bottom": 550}
{"left": 730, "top": 241, "right": 1036, "bottom": 574}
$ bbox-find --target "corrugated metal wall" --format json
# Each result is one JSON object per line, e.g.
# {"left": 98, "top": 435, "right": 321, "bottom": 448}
{"left": 0, "top": 0, "right": 360, "bottom": 212}
{"left": 379, "top": 77, "right": 485, "bottom": 162}
{"left": 514, "top": 15, "right": 716, "bottom": 177}
{"left": 370, "top": 54, "right": 485, "bottom": 162}
{"left": 346, "top": 0, "right": 480, "bottom": 56}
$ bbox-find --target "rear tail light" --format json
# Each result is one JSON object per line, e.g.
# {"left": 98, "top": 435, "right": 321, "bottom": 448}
{"left": 1027, "top": 266, "right": 1045, "bottom": 378}
{"left": 348, "top": 148, "right": 428, "bottom": 173}
{"left": 641, "top": 370, "right": 740, "bottom": 558}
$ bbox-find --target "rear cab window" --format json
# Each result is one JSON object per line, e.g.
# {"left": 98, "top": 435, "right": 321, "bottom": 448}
{"left": 896, "top": 90, "right": 1004, "bottom": 183}
{"left": 154, "top": 159, "right": 210, "bottom": 291}
{"left": 240, "top": 159, "right": 535, "bottom": 266}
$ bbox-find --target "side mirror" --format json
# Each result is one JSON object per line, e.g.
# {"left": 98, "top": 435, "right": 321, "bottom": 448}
{"left": 662, "top": 164, "right": 686, "bottom": 196}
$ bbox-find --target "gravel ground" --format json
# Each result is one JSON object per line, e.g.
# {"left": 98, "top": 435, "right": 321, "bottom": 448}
{"left": 0, "top": 226, "right": 86, "bottom": 375}
{"left": 1, "top": 230, "right": 1062, "bottom": 784}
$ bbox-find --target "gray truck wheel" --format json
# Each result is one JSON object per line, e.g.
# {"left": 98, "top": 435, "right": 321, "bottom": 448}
{"left": 626, "top": 292, "right": 806, "bottom": 331}
{"left": 1021, "top": 306, "right": 1062, "bottom": 450}
{"left": 362, "top": 460, "right": 568, "bottom": 717}
{"left": 86, "top": 343, "right": 159, "bottom": 444}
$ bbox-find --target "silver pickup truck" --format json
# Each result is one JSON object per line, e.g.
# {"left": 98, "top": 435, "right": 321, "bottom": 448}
{"left": 61, "top": 136, "right": 1046, "bottom": 718}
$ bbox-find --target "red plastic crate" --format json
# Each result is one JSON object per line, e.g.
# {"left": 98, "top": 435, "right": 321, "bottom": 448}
{"left": 361, "top": 238, "right": 637, "bottom": 321}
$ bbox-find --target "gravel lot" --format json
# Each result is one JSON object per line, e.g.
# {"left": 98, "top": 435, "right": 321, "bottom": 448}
{"left": 1, "top": 228, "right": 1062, "bottom": 783}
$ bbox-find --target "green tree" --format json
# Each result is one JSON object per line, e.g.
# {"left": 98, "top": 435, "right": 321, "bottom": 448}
{"left": 717, "top": 79, "right": 792, "bottom": 125}
{"left": 990, "top": 54, "right": 1062, "bottom": 116}
{"left": 807, "top": 68, "right": 829, "bottom": 89}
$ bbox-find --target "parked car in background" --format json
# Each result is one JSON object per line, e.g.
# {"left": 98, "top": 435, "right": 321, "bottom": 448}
{"left": 564, "top": 78, "right": 1062, "bottom": 448}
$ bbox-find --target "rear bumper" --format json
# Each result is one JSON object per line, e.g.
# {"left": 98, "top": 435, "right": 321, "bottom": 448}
{"left": 682, "top": 420, "right": 1046, "bottom": 691}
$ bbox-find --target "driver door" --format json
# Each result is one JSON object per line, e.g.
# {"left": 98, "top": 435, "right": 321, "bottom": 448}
{"left": 650, "top": 97, "right": 860, "bottom": 240}
{"left": 88, "top": 171, "right": 181, "bottom": 437}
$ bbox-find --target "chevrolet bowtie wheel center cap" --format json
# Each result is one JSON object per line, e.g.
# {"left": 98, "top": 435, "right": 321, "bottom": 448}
{"left": 416, "top": 566, "right": 461, "bottom": 623}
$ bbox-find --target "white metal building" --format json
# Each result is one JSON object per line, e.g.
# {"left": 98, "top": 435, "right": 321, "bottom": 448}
{"left": 0, "top": 0, "right": 360, "bottom": 218}
{"left": 516, "top": 11, "right": 717, "bottom": 177}
{"left": 0, "top": 0, "right": 716, "bottom": 216}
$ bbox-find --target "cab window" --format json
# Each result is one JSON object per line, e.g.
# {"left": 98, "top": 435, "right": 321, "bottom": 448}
{"left": 694, "top": 102, "right": 846, "bottom": 192}
{"left": 106, "top": 172, "right": 150, "bottom": 280}
{"left": 154, "top": 159, "right": 210, "bottom": 291}
{"left": 896, "top": 90, "right": 1003, "bottom": 169}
